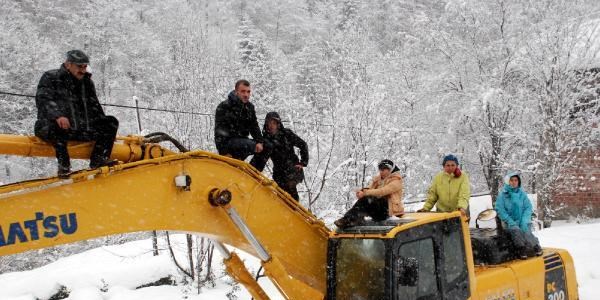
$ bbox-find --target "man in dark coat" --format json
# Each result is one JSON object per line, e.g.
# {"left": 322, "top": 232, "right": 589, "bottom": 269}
{"left": 35, "top": 50, "right": 119, "bottom": 178}
{"left": 214, "top": 79, "right": 268, "bottom": 170}
{"left": 262, "top": 112, "right": 308, "bottom": 201}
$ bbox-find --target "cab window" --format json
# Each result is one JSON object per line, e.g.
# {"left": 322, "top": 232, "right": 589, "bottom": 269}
{"left": 396, "top": 237, "right": 439, "bottom": 300}
{"left": 441, "top": 218, "right": 469, "bottom": 298}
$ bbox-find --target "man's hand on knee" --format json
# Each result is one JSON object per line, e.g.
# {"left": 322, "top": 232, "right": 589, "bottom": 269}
{"left": 255, "top": 142, "right": 263, "bottom": 153}
{"left": 56, "top": 117, "right": 70, "bottom": 129}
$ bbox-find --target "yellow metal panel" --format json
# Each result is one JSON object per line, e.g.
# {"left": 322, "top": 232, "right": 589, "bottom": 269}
{"left": 224, "top": 252, "right": 270, "bottom": 300}
{"left": 508, "top": 257, "right": 546, "bottom": 299}
{"left": 473, "top": 265, "right": 519, "bottom": 299}
{"left": 559, "top": 250, "right": 579, "bottom": 300}
{"left": 262, "top": 257, "right": 325, "bottom": 300}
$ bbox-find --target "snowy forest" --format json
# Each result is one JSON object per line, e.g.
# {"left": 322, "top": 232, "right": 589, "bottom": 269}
{"left": 1, "top": 0, "right": 599, "bottom": 296}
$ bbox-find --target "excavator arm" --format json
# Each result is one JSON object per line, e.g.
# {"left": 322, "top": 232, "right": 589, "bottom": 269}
{"left": 0, "top": 134, "right": 330, "bottom": 299}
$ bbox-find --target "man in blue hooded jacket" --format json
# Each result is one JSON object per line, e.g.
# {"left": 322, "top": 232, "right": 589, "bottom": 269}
{"left": 495, "top": 171, "right": 543, "bottom": 259}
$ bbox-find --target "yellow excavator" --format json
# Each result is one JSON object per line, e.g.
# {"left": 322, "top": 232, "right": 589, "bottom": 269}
{"left": 0, "top": 133, "right": 579, "bottom": 299}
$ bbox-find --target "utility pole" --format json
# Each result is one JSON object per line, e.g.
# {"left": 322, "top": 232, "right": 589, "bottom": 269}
{"left": 133, "top": 79, "right": 159, "bottom": 256}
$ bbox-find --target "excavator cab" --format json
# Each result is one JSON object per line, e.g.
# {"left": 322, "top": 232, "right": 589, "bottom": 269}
{"left": 327, "top": 215, "right": 470, "bottom": 300}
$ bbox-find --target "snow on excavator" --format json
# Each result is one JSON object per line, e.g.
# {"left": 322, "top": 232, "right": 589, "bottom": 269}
{"left": 0, "top": 134, "right": 578, "bottom": 299}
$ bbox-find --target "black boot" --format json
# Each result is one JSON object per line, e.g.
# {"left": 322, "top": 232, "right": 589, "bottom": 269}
{"left": 517, "top": 247, "right": 528, "bottom": 260}
{"left": 88, "top": 116, "right": 118, "bottom": 169}
{"left": 334, "top": 218, "right": 351, "bottom": 229}
{"left": 54, "top": 141, "right": 71, "bottom": 178}
{"left": 57, "top": 165, "right": 71, "bottom": 179}
{"left": 90, "top": 158, "right": 118, "bottom": 169}
{"left": 334, "top": 216, "right": 366, "bottom": 229}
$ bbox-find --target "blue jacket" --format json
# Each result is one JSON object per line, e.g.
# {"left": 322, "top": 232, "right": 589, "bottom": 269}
{"left": 495, "top": 172, "right": 532, "bottom": 232}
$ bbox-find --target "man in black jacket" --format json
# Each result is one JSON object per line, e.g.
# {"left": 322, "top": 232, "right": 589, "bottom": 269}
{"left": 214, "top": 80, "right": 268, "bottom": 170}
{"left": 262, "top": 112, "right": 308, "bottom": 201}
{"left": 35, "top": 50, "right": 119, "bottom": 178}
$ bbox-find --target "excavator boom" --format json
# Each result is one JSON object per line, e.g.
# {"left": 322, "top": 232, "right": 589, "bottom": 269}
{"left": 0, "top": 135, "right": 329, "bottom": 299}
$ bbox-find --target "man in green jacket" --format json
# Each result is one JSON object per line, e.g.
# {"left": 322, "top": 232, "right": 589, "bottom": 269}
{"left": 418, "top": 154, "right": 471, "bottom": 218}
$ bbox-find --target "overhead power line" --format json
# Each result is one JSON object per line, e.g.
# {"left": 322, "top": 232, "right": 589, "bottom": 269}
{"left": 0, "top": 91, "right": 33, "bottom": 98}
{"left": 0, "top": 89, "right": 445, "bottom": 134}
{"left": 0, "top": 90, "right": 211, "bottom": 116}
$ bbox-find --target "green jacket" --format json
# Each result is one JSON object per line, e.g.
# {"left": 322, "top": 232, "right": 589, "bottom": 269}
{"left": 422, "top": 171, "right": 471, "bottom": 212}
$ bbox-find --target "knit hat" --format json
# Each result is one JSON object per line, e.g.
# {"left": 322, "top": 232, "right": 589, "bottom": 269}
{"left": 65, "top": 50, "right": 89, "bottom": 64}
{"left": 442, "top": 154, "right": 459, "bottom": 166}
{"left": 378, "top": 159, "right": 400, "bottom": 173}
{"left": 378, "top": 159, "right": 394, "bottom": 170}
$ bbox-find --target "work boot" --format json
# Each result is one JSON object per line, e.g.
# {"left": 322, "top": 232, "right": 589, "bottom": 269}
{"left": 54, "top": 142, "right": 71, "bottom": 178}
{"left": 534, "top": 245, "right": 543, "bottom": 256}
{"left": 90, "top": 158, "right": 118, "bottom": 169}
{"left": 57, "top": 165, "right": 71, "bottom": 179}
{"left": 334, "top": 218, "right": 351, "bottom": 229}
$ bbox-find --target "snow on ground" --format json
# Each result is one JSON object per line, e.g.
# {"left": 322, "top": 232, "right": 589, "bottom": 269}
{"left": 0, "top": 195, "right": 599, "bottom": 299}
{"left": 0, "top": 235, "right": 283, "bottom": 300}
{"left": 537, "top": 222, "right": 600, "bottom": 300}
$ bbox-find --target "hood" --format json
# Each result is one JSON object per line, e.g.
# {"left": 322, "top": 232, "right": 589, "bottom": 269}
{"left": 263, "top": 111, "right": 284, "bottom": 133}
{"left": 377, "top": 170, "right": 402, "bottom": 182}
{"left": 503, "top": 171, "right": 521, "bottom": 186}
{"left": 389, "top": 171, "right": 402, "bottom": 180}
{"left": 502, "top": 171, "right": 522, "bottom": 193}
{"left": 227, "top": 90, "right": 244, "bottom": 105}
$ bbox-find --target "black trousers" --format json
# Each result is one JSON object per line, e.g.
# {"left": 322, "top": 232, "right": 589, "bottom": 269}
{"left": 218, "top": 138, "right": 271, "bottom": 171}
{"left": 343, "top": 196, "right": 389, "bottom": 222}
{"left": 501, "top": 222, "right": 541, "bottom": 255}
{"left": 273, "top": 167, "right": 304, "bottom": 201}
{"left": 43, "top": 116, "right": 119, "bottom": 169}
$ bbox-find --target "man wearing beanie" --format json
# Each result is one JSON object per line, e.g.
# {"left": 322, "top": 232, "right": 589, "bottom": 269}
{"left": 34, "top": 50, "right": 119, "bottom": 178}
{"left": 418, "top": 154, "right": 471, "bottom": 218}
